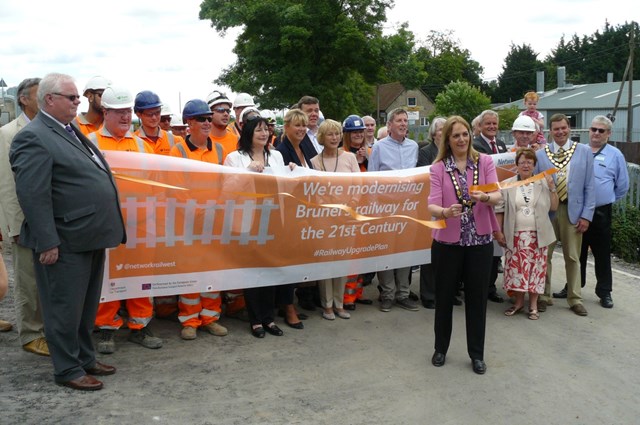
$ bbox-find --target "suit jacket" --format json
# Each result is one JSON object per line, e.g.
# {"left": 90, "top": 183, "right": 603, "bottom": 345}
{"left": 9, "top": 111, "right": 126, "bottom": 253}
{"left": 429, "top": 154, "right": 500, "bottom": 243}
{"left": 473, "top": 134, "right": 507, "bottom": 155}
{"left": 534, "top": 142, "right": 595, "bottom": 224}
{"left": 495, "top": 176, "right": 556, "bottom": 250}
{"left": 275, "top": 134, "right": 317, "bottom": 169}
{"left": 0, "top": 114, "right": 29, "bottom": 239}
{"left": 416, "top": 142, "right": 438, "bottom": 167}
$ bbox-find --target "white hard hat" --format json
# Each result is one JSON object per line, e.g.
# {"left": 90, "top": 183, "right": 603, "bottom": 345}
{"left": 160, "top": 104, "right": 172, "bottom": 116}
{"left": 233, "top": 92, "right": 255, "bottom": 108}
{"left": 260, "top": 109, "right": 276, "bottom": 124}
{"left": 239, "top": 107, "right": 261, "bottom": 124}
{"left": 101, "top": 85, "right": 134, "bottom": 109}
{"left": 170, "top": 114, "right": 187, "bottom": 127}
{"left": 83, "top": 76, "right": 111, "bottom": 95}
{"left": 512, "top": 115, "right": 536, "bottom": 132}
{"left": 206, "top": 90, "right": 232, "bottom": 108}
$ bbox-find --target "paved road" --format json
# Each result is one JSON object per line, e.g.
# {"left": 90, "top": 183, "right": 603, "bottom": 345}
{"left": 1, "top": 246, "right": 639, "bottom": 425}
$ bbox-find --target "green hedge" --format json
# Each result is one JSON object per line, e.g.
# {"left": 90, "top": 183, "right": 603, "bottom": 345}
{"left": 612, "top": 203, "right": 640, "bottom": 263}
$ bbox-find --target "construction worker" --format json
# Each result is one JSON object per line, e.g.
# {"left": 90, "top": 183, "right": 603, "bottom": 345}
{"left": 169, "top": 99, "right": 229, "bottom": 340}
{"left": 159, "top": 104, "right": 173, "bottom": 132}
{"left": 260, "top": 110, "right": 278, "bottom": 147}
{"left": 89, "top": 85, "right": 162, "bottom": 354}
{"left": 204, "top": 91, "right": 239, "bottom": 154}
{"left": 74, "top": 75, "right": 111, "bottom": 136}
{"left": 229, "top": 92, "right": 256, "bottom": 139}
{"left": 133, "top": 90, "right": 183, "bottom": 156}
{"left": 170, "top": 114, "right": 188, "bottom": 138}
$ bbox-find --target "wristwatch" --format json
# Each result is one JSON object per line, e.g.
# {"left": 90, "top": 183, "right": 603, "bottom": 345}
{"left": 549, "top": 188, "right": 557, "bottom": 193}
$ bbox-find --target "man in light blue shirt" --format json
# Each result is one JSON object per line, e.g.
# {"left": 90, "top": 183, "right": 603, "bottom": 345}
{"left": 368, "top": 108, "right": 419, "bottom": 312}
{"left": 578, "top": 116, "right": 628, "bottom": 308}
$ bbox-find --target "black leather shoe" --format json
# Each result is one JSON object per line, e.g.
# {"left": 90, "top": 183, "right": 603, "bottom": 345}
{"left": 264, "top": 323, "right": 284, "bottom": 336}
{"left": 344, "top": 303, "right": 356, "bottom": 311}
{"left": 600, "top": 294, "right": 614, "bottom": 309}
{"left": 355, "top": 298, "right": 373, "bottom": 305}
{"left": 285, "top": 319, "right": 304, "bottom": 330}
{"left": 431, "top": 352, "right": 445, "bottom": 367}
{"left": 422, "top": 300, "right": 435, "bottom": 309}
{"left": 488, "top": 293, "right": 504, "bottom": 303}
{"left": 408, "top": 291, "right": 419, "bottom": 301}
{"left": 277, "top": 310, "right": 308, "bottom": 320}
{"left": 251, "top": 326, "right": 265, "bottom": 338}
{"left": 553, "top": 286, "right": 568, "bottom": 299}
{"left": 472, "top": 359, "right": 486, "bottom": 375}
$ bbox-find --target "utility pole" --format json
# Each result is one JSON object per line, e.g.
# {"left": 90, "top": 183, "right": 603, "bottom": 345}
{"left": 626, "top": 24, "right": 634, "bottom": 142}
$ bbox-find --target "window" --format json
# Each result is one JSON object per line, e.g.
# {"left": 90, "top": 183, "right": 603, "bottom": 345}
{"left": 407, "top": 97, "right": 417, "bottom": 107}
{"left": 420, "top": 117, "right": 429, "bottom": 126}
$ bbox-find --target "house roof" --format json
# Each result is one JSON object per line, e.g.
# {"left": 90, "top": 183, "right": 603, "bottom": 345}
{"left": 498, "top": 80, "right": 640, "bottom": 111}
{"left": 375, "top": 82, "right": 433, "bottom": 110}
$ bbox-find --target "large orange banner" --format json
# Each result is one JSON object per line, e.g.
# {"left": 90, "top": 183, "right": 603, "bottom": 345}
{"left": 100, "top": 151, "right": 516, "bottom": 302}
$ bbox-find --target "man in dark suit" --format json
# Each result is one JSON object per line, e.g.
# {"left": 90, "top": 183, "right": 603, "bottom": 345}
{"left": 10, "top": 73, "right": 126, "bottom": 391}
{"left": 472, "top": 110, "right": 507, "bottom": 303}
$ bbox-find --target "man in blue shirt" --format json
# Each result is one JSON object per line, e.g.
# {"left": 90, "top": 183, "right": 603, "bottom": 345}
{"left": 554, "top": 115, "right": 629, "bottom": 308}
{"left": 369, "top": 108, "right": 419, "bottom": 312}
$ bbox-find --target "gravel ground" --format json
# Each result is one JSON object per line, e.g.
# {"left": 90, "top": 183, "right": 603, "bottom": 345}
{"left": 1, "top": 243, "right": 639, "bottom": 425}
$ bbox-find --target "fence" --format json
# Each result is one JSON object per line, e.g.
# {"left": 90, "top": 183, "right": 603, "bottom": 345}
{"left": 617, "top": 163, "right": 640, "bottom": 212}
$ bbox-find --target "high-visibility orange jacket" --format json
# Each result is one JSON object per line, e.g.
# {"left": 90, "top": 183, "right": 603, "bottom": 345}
{"left": 74, "top": 113, "right": 102, "bottom": 136}
{"left": 210, "top": 126, "right": 239, "bottom": 155}
{"left": 135, "top": 126, "right": 184, "bottom": 156}
{"left": 343, "top": 274, "right": 364, "bottom": 305}
{"left": 169, "top": 136, "right": 226, "bottom": 164}
{"left": 87, "top": 127, "right": 154, "bottom": 153}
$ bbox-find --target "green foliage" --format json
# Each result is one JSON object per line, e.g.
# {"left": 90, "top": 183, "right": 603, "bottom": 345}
{"left": 497, "top": 106, "right": 521, "bottom": 131}
{"left": 432, "top": 80, "right": 491, "bottom": 124}
{"left": 612, "top": 203, "right": 640, "bottom": 263}
{"left": 377, "top": 23, "right": 428, "bottom": 89}
{"left": 543, "top": 21, "right": 640, "bottom": 88}
{"left": 199, "top": 0, "right": 392, "bottom": 119}
{"left": 493, "top": 44, "right": 543, "bottom": 103}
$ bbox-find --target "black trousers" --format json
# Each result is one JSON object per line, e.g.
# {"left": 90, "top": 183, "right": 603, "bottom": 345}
{"left": 432, "top": 241, "right": 492, "bottom": 360}
{"left": 580, "top": 204, "right": 613, "bottom": 297}
{"left": 244, "top": 286, "right": 276, "bottom": 326}
{"left": 33, "top": 249, "right": 105, "bottom": 383}
{"left": 419, "top": 263, "right": 435, "bottom": 303}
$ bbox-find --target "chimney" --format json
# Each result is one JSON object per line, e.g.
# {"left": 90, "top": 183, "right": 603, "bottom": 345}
{"left": 557, "top": 66, "right": 566, "bottom": 89}
{"left": 536, "top": 71, "right": 545, "bottom": 94}
{"left": 607, "top": 72, "right": 614, "bottom": 83}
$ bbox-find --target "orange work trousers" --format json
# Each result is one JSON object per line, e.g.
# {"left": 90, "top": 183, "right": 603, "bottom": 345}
{"left": 178, "top": 292, "right": 222, "bottom": 328}
{"left": 95, "top": 297, "right": 153, "bottom": 330}
{"left": 223, "top": 290, "right": 246, "bottom": 315}
{"left": 343, "top": 274, "right": 363, "bottom": 305}
{"left": 154, "top": 296, "right": 178, "bottom": 318}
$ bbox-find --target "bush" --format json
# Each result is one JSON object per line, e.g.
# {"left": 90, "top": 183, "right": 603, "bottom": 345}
{"left": 611, "top": 203, "right": 640, "bottom": 263}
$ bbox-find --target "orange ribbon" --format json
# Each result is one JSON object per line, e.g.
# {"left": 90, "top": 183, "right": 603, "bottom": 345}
{"left": 470, "top": 168, "right": 557, "bottom": 193}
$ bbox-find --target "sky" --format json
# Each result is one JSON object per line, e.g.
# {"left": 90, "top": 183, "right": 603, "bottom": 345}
{"left": 0, "top": 0, "right": 636, "bottom": 115}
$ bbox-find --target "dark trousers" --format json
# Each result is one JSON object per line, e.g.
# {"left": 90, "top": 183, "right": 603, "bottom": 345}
{"left": 432, "top": 241, "right": 492, "bottom": 360}
{"left": 244, "top": 286, "right": 276, "bottom": 326}
{"left": 419, "top": 263, "right": 435, "bottom": 303}
{"left": 488, "top": 256, "right": 500, "bottom": 296}
{"left": 33, "top": 249, "right": 105, "bottom": 383}
{"left": 275, "top": 284, "right": 295, "bottom": 306}
{"left": 580, "top": 204, "right": 613, "bottom": 297}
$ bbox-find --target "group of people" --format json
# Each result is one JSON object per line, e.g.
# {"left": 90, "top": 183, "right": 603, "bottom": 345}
{"left": 0, "top": 73, "right": 629, "bottom": 390}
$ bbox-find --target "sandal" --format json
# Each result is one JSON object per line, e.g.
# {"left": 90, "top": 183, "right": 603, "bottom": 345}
{"left": 504, "top": 306, "right": 523, "bottom": 316}
{"left": 528, "top": 309, "right": 539, "bottom": 320}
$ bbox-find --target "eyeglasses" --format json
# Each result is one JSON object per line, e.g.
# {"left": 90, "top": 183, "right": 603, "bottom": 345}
{"left": 193, "top": 116, "right": 213, "bottom": 123}
{"left": 160, "top": 116, "right": 172, "bottom": 122}
{"left": 517, "top": 160, "right": 535, "bottom": 166}
{"left": 52, "top": 93, "right": 81, "bottom": 101}
{"left": 212, "top": 107, "right": 231, "bottom": 114}
{"left": 142, "top": 110, "right": 161, "bottom": 117}
{"left": 590, "top": 127, "right": 607, "bottom": 134}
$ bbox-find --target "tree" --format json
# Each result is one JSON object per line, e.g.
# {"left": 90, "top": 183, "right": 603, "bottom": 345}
{"left": 199, "top": 0, "right": 392, "bottom": 119}
{"left": 493, "top": 44, "right": 542, "bottom": 103}
{"left": 432, "top": 80, "right": 491, "bottom": 124}
{"left": 376, "top": 23, "right": 428, "bottom": 89}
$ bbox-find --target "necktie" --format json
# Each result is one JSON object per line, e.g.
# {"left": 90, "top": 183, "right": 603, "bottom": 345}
{"left": 490, "top": 140, "right": 497, "bottom": 154}
{"left": 555, "top": 147, "right": 568, "bottom": 202}
{"left": 65, "top": 124, "right": 106, "bottom": 170}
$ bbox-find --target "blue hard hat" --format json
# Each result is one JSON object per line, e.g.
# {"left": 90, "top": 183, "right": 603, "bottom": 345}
{"left": 182, "top": 99, "right": 212, "bottom": 123}
{"left": 342, "top": 114, "right": 365, "bottom": 132}
{"left": 134, "top": 90, "right": 162, "bottom": 112}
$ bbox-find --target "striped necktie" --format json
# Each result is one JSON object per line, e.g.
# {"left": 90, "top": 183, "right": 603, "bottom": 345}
{"left": 555, "top": 147, "right": 568, "bottom": 201}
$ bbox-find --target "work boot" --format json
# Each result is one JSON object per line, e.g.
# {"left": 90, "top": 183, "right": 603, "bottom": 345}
{"left": 0, "top": 319, "right": 12, "bottom": 332}
{"left": 128, "top": 327, "right": 163, "bottom": 349}
{"left": 553, "top": 285, "right": 568, "bottom": 299}
{"left": 97, "top": 329, "right": 116, "bottom": 354}
{"left": 201, "top": 321, "right": 228, "bottom": 336}
{"left": 181, "top": 326, "right": 197, "bottom": 340}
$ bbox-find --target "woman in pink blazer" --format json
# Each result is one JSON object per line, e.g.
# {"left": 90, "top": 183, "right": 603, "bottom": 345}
{"left": 427, "top": 115, "right": 502, "bottom": 375}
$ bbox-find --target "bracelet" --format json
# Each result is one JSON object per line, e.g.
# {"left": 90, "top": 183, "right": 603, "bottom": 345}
{"left": 441, "top": 208, "right": 447, "bottom": 219}
{"left": 549, "top": 188, "right": 557, "bottom": 193}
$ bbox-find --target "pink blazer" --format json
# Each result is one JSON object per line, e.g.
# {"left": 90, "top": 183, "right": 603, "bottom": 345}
{"left": 429, "top": 154, "right": 500, "bottom": 243}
